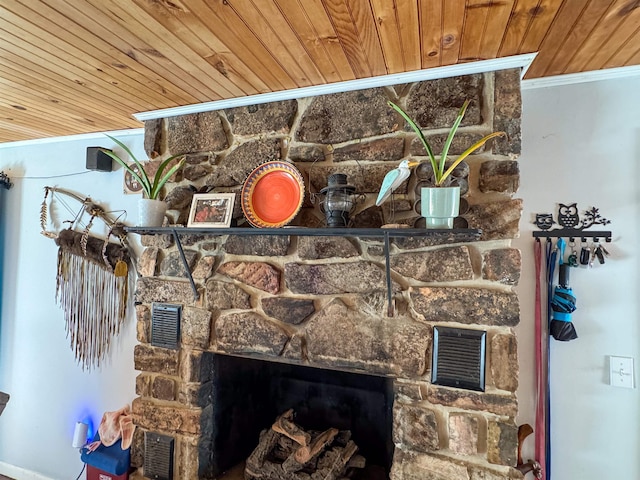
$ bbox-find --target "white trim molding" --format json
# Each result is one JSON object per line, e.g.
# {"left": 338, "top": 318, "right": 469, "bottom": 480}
{"left": 133, "top": 54, "right": 538, "bottom": 121}
{"left": 0, "top": 128, "right": 144, "bottom": 150}
{"left": 522, "top": 64, "right": 640, "bottom": 89}
{"left": 0, "top": 462, "right": 57, "bottom": 480}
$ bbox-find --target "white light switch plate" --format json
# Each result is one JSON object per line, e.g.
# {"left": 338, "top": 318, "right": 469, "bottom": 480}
{"left": 609, "top": 356, "right": 635, "bottom": 388}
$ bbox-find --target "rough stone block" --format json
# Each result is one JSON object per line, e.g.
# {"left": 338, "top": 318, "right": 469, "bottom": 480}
{"left": 177, "top": 383, "right": 201, "bottom": 407}
{"left": 487, "top": 420, "right": 518, "bottom": 466}
{"left": 479, "top": 160, "right": 520, "bottom": 194}
{"left": 136, "top": 305, "right": 151, "bottom": 344}
{"left": 394, "top": 382, "right": 423, "bottom": 401}
{"left": 285, "top": 261, "right": 392, "bottom": 295}
{"left": 304, "top": 299, "right": 431, "bottom": 377}
{"left": 182, "top": 306, "right": 212, "bottom": 348}
{"left": 130, "top": 427, "right": 145, "bottom": 468}
{"left": 138, "top": 247, "right": 159, "bottom": 277}
{"left": 135, "top": 277, "right": 194, "bottom": 305}
{"left": 406, "top": 74, "right": 484, "bottom": 129}
{"left": 132, "top": 398, "right": 201, "bottom": 435}
{"left": 332, "top": 137, "right": 404, "bottom": 162}
{"left": 449, "top": 413, "right": 479, "bottom": 455}
{"left": 218, "top": 261, "right": 281, "bottom": 294}
{"left": 164, "top": 185, "right": 197, "bottom": 210}
{"left": 390, "top": 246, "right": 473, "bottom": 282}
{"left": 134, "top": 344, "right": 179, "bottom": 376}
{"left": 192, "top": 256, "right": 216, "bottom": 281}
{"left": 463, "top": 199, "right": 523, "bottom": 241}
{"left": 205, "top": 139, "right": 280, "bottom": 187}
{"left": 390, "top": 448, "right": 470, "bottom": 480}
{"left": 281, "top": 334, "right": 305, "bottom": 360}
{"left": 261, "top": 297, "right": 315, "bottom": 325}
{"left": 493, "top": 69, "right": 522, "bottom": 157}
{"left": 427, "top": 386, "right": 518, "bottom": 417}
{"left": 288, "top": 144, "right": 326, "bottom": 162}
{"left": 167, "top": 112, "right": 228, "bottom": 155}
{"left": 411, "top": 287, "right": 520, "bottom": 326}
{"left": 135, "top": 373, "right": 151, "bottom": 397}
{"left": 296, "top": 87, "right": 397, "bottom": 144}
{"left": 490, "top": 333, "right": 519, "bottom": 392}
{"left": 393, "top": 404, "right": 440, "bottom": 452}
{"left": 143, "top": 118, "right": 163, "bottom": 158}
{"left": 159, "top": 250, "right": 198, "bottom": 278}
{"left": 175, "top": 434, "right": 201, "bottom": 480}
{"left": 141, "top": 233, "right": 173, "bottom": 249}
{"left": 183, "top": 163, "right": 212, "bottom": 181}
{"left": 204, "top": 279, "right": 251, "bottom": 311}
{"left": 185, "top": 152, "right": 213, "bottom": 165}
{"left": 226, "top": 100, "right": 297, "bottom": 135}
{"left": 180, "top": 350, "right": 203, "bottom": 383}
{"left": 224, "top": 235, "right": 290, "bottom": 256}
{"left": 482, "top": 248, "right": 521, "bottom": 286}
{"left": 469, "top": 465, "right": 524, "bottom": 479}
{"left": 215, "top": 312, "right": 289, "bottom": 356}
{"left": 297, "top": 236, "right": 360, "bottom": 259}
{"left": 152, "top": 376, "right": 176, "bottom": 401}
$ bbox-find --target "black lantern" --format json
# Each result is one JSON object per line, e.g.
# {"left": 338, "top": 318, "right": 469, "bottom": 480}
{"left": 318, "top": 173, "right": 358, "bottom": 227}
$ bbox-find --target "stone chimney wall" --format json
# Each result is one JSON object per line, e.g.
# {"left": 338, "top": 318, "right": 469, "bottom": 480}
{"left": 131, "top": 69, "right": 524, "bottom": 480}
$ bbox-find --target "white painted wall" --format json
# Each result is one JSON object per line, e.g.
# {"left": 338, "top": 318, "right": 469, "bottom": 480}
{"left": 0, "top": 133, "right": 143, "bottom": 480}
{"left": 515, "top": 75, "right": 640, "bottom": 479}
{"left": 0, "top": 75, "right": 638, "bottom": 480}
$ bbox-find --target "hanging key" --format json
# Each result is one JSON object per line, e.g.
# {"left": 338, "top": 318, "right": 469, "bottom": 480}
{"left": 595, "top": 245, "right": 606, "bottom": 264}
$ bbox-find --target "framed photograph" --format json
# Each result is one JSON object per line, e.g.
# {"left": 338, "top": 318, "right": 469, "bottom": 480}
{"left": 187, "top": 193, "right": 235, "bottom": 228}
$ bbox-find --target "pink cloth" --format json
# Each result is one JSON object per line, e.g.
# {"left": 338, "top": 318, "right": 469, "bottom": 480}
{"left": 86, "top": 405, "right": 135, "bottom": 452}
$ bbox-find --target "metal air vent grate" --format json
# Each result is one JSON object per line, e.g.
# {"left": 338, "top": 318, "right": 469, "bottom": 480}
{"left": 431, "top": 326, "right": 486, "bottom": 391}
{"left": 151, "top": 303, "right": 181, "bottom": 349}
{"left": 144, "top": 431, "right": 174, "bottom": 480}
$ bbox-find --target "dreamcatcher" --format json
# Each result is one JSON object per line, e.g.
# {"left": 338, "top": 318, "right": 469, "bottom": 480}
{"left": 40, "top": 186, "right": 134, "bottom": 371}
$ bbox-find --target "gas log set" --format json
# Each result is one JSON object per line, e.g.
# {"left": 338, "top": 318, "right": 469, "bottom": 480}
{"left": 244, "top": 409, "right": 365, "bottom": 480}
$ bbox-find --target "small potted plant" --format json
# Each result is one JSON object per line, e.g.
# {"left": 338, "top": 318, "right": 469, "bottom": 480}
{"left": 101, "top": 135, "right": 185, "bottom": 227}
{"left": 388, "top": 100, "right": 505, "bottom": 228}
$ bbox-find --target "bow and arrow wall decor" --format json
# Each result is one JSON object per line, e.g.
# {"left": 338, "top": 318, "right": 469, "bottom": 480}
{"left": 40, "top": 186, "right": 135, "bottom": 371}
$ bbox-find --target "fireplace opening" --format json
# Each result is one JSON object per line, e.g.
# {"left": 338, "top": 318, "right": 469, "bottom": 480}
{"left": 198, "top": 352, "right": 395, "bottom": 479}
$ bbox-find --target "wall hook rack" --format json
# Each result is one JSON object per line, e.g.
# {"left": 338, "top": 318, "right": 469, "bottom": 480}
{"left": 532, "top": 203, "right": 612, "bottom": 242}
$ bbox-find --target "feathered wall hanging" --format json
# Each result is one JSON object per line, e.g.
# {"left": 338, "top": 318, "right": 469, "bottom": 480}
{"left": 41, "top": 186, "right": 134, "bottom": 371}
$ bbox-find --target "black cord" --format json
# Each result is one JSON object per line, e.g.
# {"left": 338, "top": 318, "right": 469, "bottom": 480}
{"left": 74, "top": 462, "right": 86, "bottom": 480}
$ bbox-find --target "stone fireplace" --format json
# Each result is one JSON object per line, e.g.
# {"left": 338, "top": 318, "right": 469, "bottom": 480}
{"left": 130, "top": 69, "right": 524, "bottom": 480}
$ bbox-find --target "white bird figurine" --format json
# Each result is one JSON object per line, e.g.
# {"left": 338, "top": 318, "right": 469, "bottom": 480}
{"left": 375, "top": 159, "right": 420, "bottom": 206}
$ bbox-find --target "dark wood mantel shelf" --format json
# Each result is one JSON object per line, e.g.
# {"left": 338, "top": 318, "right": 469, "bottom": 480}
{"left": 125, "top": 226, "right": 482, "bottom": 316}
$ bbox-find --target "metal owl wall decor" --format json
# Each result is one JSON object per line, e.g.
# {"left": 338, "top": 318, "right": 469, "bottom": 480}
{"left": 534, "top": 203, "right": 610, "bottom": 231}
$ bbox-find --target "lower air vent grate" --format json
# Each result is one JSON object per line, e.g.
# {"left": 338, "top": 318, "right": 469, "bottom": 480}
{"left": 151, "top": 303, "right": 181, "bottom": 349}
{"left": 144, "top": 432, "right": 174, "bottom": 480}
{"left": 431, "top": 326, "right": 486, "bottom": 391}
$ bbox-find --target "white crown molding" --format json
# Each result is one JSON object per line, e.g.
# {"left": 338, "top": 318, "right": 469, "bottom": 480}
{"left": 133, "top": 53, "right": 538, "bottom": 121}
{"left": 521, "top": 64, "right": 640, "bottom": 90}
{"left": 0, "top": 128, "right": 143, "bottom": 150}
{"left": 0, "top": 462, "right": 57, "bottom": 480}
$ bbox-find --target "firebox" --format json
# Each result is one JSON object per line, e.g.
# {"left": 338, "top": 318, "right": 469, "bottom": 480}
{"left": 197, "top": 352, "right": 395, "bottom": 479}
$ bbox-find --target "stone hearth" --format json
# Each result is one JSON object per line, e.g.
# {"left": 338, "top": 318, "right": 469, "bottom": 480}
{"left": 130, "top": 69, "right": 524, "bottom": 480}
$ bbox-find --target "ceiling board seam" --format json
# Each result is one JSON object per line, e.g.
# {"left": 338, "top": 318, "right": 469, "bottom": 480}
{"left": 557, "top": 0, "right": 615, "bottom": 75}
{"left": 602, "top": 23, "right": 640, "bottom": 68}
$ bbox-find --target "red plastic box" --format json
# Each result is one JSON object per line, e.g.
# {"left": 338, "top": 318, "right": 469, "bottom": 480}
{"left": 87, "top": 465, "right": 129, "bottom": 480}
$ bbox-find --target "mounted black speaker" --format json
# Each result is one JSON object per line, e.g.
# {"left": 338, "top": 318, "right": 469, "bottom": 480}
{"left": 86, "top": 147, "right": 113, "bottom": 172}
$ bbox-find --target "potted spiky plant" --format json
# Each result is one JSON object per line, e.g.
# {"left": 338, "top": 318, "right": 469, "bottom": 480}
{"left": 388, "top": 100, "right": 505, "bottom": 228}
{"left": 101, "top": 135, "right": 185, "bottom": 227}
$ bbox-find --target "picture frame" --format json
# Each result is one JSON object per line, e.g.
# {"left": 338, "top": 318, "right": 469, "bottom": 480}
{"left": 187, "top": 193, "right": 235, "bottom": 228}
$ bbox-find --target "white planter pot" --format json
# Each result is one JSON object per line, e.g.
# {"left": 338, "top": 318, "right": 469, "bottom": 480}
{"left": 420, "top": 186, "right": 460, "bottom": 229}
{"left": 138, "top": 198, "right": 167, "bottom": 227}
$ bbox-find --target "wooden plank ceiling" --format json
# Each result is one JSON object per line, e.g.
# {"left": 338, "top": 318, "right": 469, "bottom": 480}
{"left": 0, "top": 0, "right": 639, "bottom": 144}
